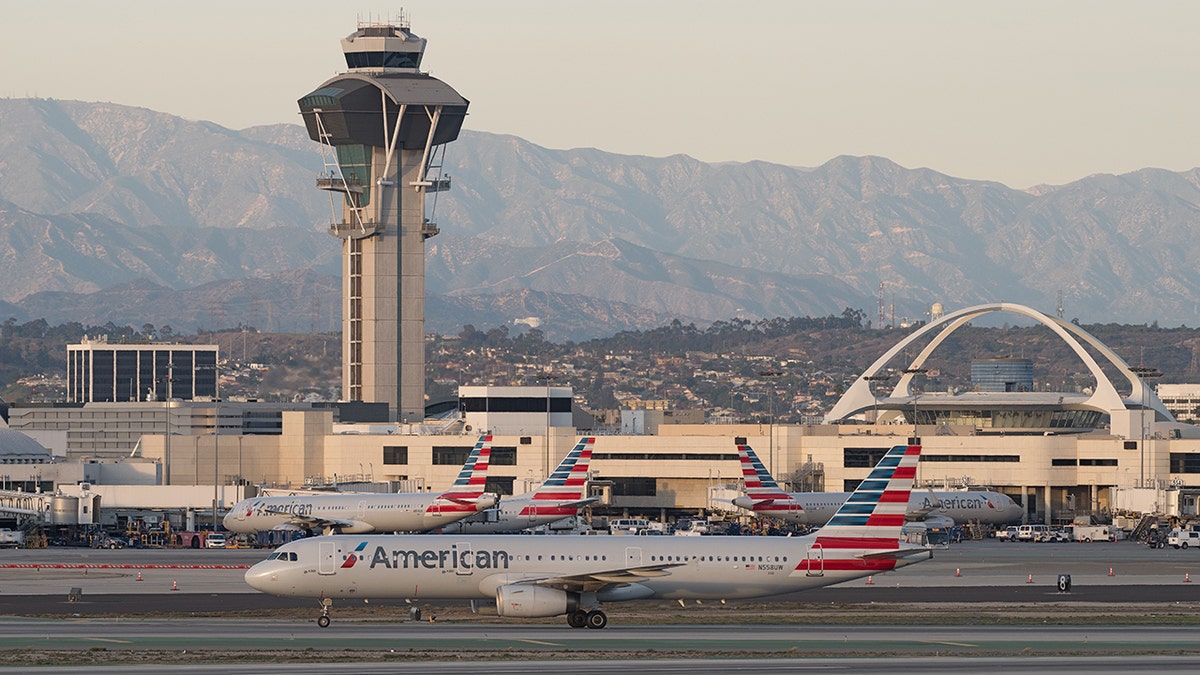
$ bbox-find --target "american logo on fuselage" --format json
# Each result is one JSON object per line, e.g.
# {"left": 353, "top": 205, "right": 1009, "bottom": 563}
{"left": 368, "top": 545, "right": 512, "bottom": 571}
{"left": 258, "top": 500, "right": 314, "bottom": 517}
{"left": 920, "top": 495, "right": 986, "bottom": 511}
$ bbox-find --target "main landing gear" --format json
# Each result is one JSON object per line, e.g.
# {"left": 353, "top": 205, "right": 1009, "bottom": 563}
{"left": 317, "top": 598, "right": 333, "bottom": 628}
{"left": 566, "top": 609, "right": 608, "bottom": 629}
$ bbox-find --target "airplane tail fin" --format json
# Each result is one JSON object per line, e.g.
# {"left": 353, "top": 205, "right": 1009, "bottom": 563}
{"left": 532, "top": 437, "right": 593, "bottom": 499}
{"left": 737, "top": 444, "right": 791, "bottom": 503}
{"left": 522, "top": 437, "right": 594, "bottom": 516}
{"left": 440, "top": 434, "right": 492, "bottom": 501}
{"left": 815, "top": 443, "right": 921, "bottom": 547}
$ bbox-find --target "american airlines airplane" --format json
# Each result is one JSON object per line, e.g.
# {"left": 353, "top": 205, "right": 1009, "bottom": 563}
{"left": 437, "top": 437, "right": 597, "bottom": 534}
{"left": 223, "top": 435, "right": 499, "bottom": 535}
{"left": 731, "top": 443, "right": 1023, "bottom": 526}
{"left": 244, "top": 443, "right": 931, "bottom": 629}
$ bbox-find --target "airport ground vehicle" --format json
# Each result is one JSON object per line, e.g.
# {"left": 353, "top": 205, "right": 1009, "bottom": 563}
{"left": 1169, "top": 530, "right": 1200, "bottom": 549}
{"left": 995, "top": 526, "right": 1019, "bottom": 541}
{"left": 1073, "top": 525, "right": 1116, "bottom": 543}
{"left": 1146, "top": 529, "right": 1168, "bottom": 548}
{"left": 1046, "top": 527, "right": 1073, "bottom": 543}
{"left": 91, "top": 536, "right": 126, "bottom": 549}
{"left": 204, "top": 533, "right": 227, "bottom": 549}
{"left": 0, "top": 530, "right": 25, "bottom": 548}
{"left": 1016, "top": 524, "right": 1048, "bottom": 542}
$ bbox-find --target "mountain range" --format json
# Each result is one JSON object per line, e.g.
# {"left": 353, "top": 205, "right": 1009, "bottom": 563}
{"left": 1, "top": 97, "right": 1199, "bottom": 340}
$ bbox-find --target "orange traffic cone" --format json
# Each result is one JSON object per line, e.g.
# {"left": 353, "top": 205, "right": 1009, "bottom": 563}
{"left": 1027, "top": 573, "right": 1034, "bottom": 584}
{"left": 1186, "top": 572, "right": 1192, "bottom": 583}
{"left": 955, "top": 567, "right": 961, "bottom": 577}
{"left": 866, "top": 575, "right": 874, "bottom": 585}
{"left": 171, "top": 579, "right": 178, "bottom": 591}
{"left": 1108, "top": 566, "right": 1114, "bottom": 577}
{"left": 136, "top": 570, "right": 143, "bottom": 582}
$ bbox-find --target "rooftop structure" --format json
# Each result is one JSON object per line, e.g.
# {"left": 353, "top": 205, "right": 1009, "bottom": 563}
{"left": 67, "top": 338, "right": 218, "bottom": 403}
{"left": 824, "top": 302, "right": 1174, "bottom": 438}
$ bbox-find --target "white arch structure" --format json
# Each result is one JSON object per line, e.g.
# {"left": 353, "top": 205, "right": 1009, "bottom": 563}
{"left": 824, "top": 302, "right": 1172, "bottom": 435}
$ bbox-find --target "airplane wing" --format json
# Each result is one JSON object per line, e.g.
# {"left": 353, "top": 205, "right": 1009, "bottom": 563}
{"left": 259, "top": 507, "right": 360, "bottom": 534}
{"left": 907, "top": 488, "right": 943, "bottom": 520}
{"left": 525, "top": 563, "right": 684, "bottom": 593}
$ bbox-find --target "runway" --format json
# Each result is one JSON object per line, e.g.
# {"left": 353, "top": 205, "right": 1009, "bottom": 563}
{"left": 2, "top": 539, "right": 1200, "bottom": 670}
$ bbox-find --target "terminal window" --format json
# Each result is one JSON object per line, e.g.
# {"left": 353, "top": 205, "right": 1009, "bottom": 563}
{"left": 432, "top": 446, "right": 473, "bottom": 465}
{"left": 383, "top": 446, "right": 408, "bottom": 465}
{"left": 491, "top": 446, "right": 517, "bottom": 466}
{"left": 611, "top": 478, "right": 657, "bottom": 497}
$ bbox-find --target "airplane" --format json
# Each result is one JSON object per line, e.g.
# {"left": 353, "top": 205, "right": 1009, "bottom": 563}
{"left": 731, "top": 443, "right": 1023, "bottom": 527}
{"left": 244, "top": 443, "right": 931, "bottom": 629}
{"left": 223, "top": 435, "right": 499, "bottom": 535}
{"left": 437, "top": 437, "right": 598, "bottom": 534}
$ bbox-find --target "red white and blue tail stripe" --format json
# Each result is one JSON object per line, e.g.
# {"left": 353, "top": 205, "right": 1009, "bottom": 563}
{"left": 737, "top": 444, "right": 802, "bottom": 517}
{"left": 518, "top": 437, "right": 594, "bottom": 517}
{"left": 433, "top": 435, "right": 492, "bottom": 510}
{"left": 817, "top": 444, "right": 919, "bottom": 543}
{"left": 793, "top": 444, "right": 923, "bottom": 576}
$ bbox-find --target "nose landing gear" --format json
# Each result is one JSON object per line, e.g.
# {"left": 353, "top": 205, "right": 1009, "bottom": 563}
{"left": 317, "top": 598, "right": 333, "bottom": 628}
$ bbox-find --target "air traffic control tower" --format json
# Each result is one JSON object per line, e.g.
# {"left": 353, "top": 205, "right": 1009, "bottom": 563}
{"left": 298, "top": 19, "right": 468, "bottom": 421}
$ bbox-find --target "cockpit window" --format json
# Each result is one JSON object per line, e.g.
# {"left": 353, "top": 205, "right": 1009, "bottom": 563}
{"left": 267, "top": 552, "right": 280, "bottom": 561}
{"left": 289, "top": 552, "right": 298, "bottom": 562}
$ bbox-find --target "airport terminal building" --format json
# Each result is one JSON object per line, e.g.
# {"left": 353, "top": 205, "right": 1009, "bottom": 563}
{"left": 8, "top": 303, "right": 1200, "bottom": 527}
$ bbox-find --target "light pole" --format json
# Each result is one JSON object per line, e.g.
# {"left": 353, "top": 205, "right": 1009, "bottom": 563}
{"left": 864, "top": 374, "right": 895, "bottom": 425}
{"left": 196, "top": 362, "right": 222, "bottom": 530}
{"left": 160, "top": 362, "right": 176, "bottom": 486}
{"left": 536, "top": 373, "right": 558, "bottom": 480}
{"left": 903, "top": 368, "right": 928, "bottom": 437}
{"left": 1131, "top": 366, "right": 1161, "bottom": 487}
{"left": 758, "top": 370, "right": 781, "bottom": 478}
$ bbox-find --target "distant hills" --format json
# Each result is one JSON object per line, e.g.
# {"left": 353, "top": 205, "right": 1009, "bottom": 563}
{"left": 2, "top": 97, "right": 1199, "bottom": 340}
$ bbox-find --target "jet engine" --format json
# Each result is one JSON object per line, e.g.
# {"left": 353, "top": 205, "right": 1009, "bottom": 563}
{"left": 495, "top": 584, "right": 579, "bottom": 618}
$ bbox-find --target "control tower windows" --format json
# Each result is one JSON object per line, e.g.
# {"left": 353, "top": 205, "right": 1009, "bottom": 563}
{"left": 345, "top": 51, "right": 422, "bottom": 70}
{"left": 335, "top": 145, "right": 372, "bottom": 207}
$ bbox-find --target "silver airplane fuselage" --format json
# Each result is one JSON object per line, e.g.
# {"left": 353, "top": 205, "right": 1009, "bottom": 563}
{"left": 245, "top": 533, "right": 929, "bottom": 602}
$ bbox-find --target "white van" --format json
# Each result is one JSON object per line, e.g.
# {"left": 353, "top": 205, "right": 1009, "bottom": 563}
{"left": 1169, "top": 529, "right": 1200, "bottom": 549}
{"left": 608, "top": 518, "right": 650, "bottom": 535}
{"left": 1016, "top": 524, "right": 1048, "bottom": 542}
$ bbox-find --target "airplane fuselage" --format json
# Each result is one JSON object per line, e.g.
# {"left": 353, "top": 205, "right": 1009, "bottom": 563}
{"left": 246, "top": 533, "right": 929, "bottom": 603}
{"left": 223, "top": 493, "right": 496, "bottom": 534}
{"left": 736, "top": 490, "right": 1023, "bottom": 526}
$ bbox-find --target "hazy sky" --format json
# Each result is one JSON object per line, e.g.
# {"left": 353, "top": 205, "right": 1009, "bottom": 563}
{"left": 3, "top": 1, "right": 1197, "bottom": 188}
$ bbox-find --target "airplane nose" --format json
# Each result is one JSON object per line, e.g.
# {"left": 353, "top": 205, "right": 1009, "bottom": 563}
{"left": 731, "top": 496, "right": 754, "bottom": 510}
{"left": 478, "top": 493, "right": 499, "bottom": 509}
{"left": 244, "top": 563, "right": 276, "bottom": 592}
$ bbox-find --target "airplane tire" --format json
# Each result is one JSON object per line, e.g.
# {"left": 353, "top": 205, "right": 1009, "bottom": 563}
{"left": 317, "top": 615, "right": 331, "bottom": 628}
{"left": 567, "top": 610, "right": 588, "bottom": 629}
{"left": 585, "top": 610, "right": 607, "bottom": 630}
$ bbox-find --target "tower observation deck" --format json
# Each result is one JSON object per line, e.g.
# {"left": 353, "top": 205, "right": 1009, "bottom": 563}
{"left": 298, "top": 18, "right": 469, "bottom": 421}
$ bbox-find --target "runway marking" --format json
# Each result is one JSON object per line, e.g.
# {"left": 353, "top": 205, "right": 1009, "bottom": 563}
{"left": 919, "top": 639, "right": 979, "bottom": 647}
{"left": 83, "top": 637, "right": 133, "bottom": 644}
{"left": 515, "top": 639, "right": 565, "bottom": 647}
